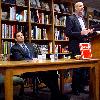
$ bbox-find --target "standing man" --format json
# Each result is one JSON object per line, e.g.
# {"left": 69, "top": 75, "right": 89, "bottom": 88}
{"left": 11, "top": 31, "right": 68, "bottom": 100}
{"left": 65, "top": 2, "right": 94, "bottom": 95}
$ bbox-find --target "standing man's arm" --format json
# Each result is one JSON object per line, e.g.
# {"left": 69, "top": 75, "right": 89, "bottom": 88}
{"left": 66, "top": 16, "right": 82, "bottom": 39}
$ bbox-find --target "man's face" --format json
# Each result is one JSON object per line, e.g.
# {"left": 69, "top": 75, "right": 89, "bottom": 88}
{"left": 75, "top": 2, "right": 84, "bottom": 16}
{"left": 15, "top": 32, "right": 24, "bottom": 43}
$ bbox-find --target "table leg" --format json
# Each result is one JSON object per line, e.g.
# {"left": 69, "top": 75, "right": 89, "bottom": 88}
{"left": 59, "top": 70, "right": 65, "bottom": 94}
{"left": 89, "top": 67, "right": 95, "bottom": 100}
{"left": 95, "top": 63, "right": 99, "bottom": 100}
{"left": 90, "top": 63, "right": 99, "bottom": 100}
{"left": 4, "top": 69, "right": 13, "bottom": 100}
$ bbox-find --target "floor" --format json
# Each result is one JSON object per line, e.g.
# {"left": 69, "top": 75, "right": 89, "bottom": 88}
{"left": 13, "top": 83, "right": 90, "bottom": 100}
{"left": 0, "top": 77, "right": 90, "bottom": 100}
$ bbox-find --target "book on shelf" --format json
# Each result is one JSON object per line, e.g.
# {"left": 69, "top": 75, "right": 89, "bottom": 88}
{"left": 2, "top": 41, "right": 14, "bottom": 55}
{"left": 42, "top": 28, "right": 47, "bottom": 40}
{"left": 32, "top": 26, "right": 38, "bottom": 39}
{"left": 38, "top": 13, "right": 44, "bottom": 24}
{"left": 2, "top": 24, "right": 5, "bottom": 38}
{"left": 55, "top": 44, "right": 64, "bottom": 53}
{"left": 12, "top": 25, "right": 16, "bottom": 38}
{"left": 54, "top": 15, "right": 59, "bottom": 25}
{"left": 2, "top": 24, "right": 15, "bottom": 38}
{"left": 49, "top": 42, "right": 52, "bottom": 53}
{"left": 16, "top": 10, "right": 27, "bottom": 22}
{"left": 9, "top": 6, "right": 16, "bottom": 20}
{"left": 3, "top": 41, "right": 8, "bottom": 55}
{"left": 32, "top": 27, "right": 47, "bottom": 40}
{"left": 37, "top": 28, "right": 41, "bottom": 39}
{"left": 55, "top": 28, "right": 59, "bottom": 40}
{"left": 44, "top": 15, "right": 49, "bottom": 24}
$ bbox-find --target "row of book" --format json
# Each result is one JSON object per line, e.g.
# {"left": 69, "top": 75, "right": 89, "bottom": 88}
{"left": 2, "top": 24, "right": 16, "bottom": 38}
{"left": 2, "top": 41, "right": 49, "bottom": 55}
{"left": 31, "top": 10, "right": 50, "bottom": 24}
{"left": 2, "top": 24, "right": 28, "bottom": 39}
{"left": 2, "top": 41, "right": 14, "bottom": 55}
{"left": 2, "top": 41, "right": 70, "bottom": 56}
{"left": 16, "top": 10, "right": 27, "bottom": 22}
{"left": 31, "top": 26, "right": 47, "bottom": 40}
{"left": 2, "top": 7, "right": 50, "bottom": 24}
{"left": 55, "top": 28, "right": 69, "bottom": 40}
{"left": 55, "top": 45, "right": 69, "bottom": 53}
{"left": 2, "top": 40, "right": 49, "bottom": 55}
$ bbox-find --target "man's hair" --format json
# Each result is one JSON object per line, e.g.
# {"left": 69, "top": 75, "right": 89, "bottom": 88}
{"left": 14, "top": 31, "right": 23, "bottom": 38}
{"left": 75, "top": 2, "right": 83, "bottom": 10}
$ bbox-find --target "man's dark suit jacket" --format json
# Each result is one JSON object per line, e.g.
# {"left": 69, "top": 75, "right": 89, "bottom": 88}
{"left": 11, "top": 43, "right": 38, "bottom": 61}
{"left": 66, "top": 14, "right": 91, "bottom": 57}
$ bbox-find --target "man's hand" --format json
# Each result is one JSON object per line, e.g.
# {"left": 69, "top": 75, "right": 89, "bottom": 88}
{"left": 81, "top": 28, "right": 94, "bottom": 35}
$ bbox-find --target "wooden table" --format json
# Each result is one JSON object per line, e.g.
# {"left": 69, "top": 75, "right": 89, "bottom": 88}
{"left": 0, "top": 59, "right": 99, "bottom": 100}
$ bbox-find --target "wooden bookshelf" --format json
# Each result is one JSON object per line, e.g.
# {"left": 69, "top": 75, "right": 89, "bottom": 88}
{"left": 1, "top": 0, "right": 100, "bottom": 58}
{"left": 0, "top": 0, "right": 73, "bottom": 59}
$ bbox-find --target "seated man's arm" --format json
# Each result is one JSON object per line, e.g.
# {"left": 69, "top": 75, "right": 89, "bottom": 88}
{"left": 11, "top": 46, "right": 30, "bottom": 61}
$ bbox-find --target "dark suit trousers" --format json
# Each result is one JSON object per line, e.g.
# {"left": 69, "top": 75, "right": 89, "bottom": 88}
{"left": 71, "top": 68, "right": 89, "bottom": 92}
{"left": 39, "top": 70, "right": 62, "bottom": 100}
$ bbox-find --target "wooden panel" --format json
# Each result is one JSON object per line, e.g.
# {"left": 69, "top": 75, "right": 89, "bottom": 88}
{"left": 91, "top": 34, "right": 100, "bottom": 59}
{"left": 91, "top": 34, "right": 100, "bottom": 98}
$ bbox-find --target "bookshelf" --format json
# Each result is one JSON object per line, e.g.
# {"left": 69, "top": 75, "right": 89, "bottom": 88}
{"left": 1, "top": 0, "right": 100, "bottom": 59}
{"left": 0, "top": 0, "right": 74, "bottom": 59}
{"left": 53, "top": 0, "right": 72, "bottom": 58}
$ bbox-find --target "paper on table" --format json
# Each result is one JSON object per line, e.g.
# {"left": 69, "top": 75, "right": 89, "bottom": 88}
{"left": 96, "top": 31, "right": 100, "bottom": 34}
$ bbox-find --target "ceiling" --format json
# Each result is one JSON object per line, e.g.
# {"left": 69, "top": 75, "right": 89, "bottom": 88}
{"left": 73, "top": 0, "right": 100, "bottom": 10}
{"left": 84, "top": 0, "right": 100, "bottom": 10}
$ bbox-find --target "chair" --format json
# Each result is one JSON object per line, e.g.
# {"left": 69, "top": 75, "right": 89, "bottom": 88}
{"left": 0, "top": 54, "right": 24, "bottom": 99}
{"left": 0, "top": 74, "right": 24, "bottom": 100}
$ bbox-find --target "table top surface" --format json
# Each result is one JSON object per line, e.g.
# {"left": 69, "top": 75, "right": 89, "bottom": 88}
{"left": 0, "top": 58, "right": 99, "bottom": 68}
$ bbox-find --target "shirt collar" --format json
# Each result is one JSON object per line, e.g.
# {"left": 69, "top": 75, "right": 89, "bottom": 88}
{"left": 74, "top": 13, "right": 83, "bottom": 18}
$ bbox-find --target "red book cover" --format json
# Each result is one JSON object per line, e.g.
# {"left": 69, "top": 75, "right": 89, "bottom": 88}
{"left": 79, "top": 43, "right": 92, "bottom": 59}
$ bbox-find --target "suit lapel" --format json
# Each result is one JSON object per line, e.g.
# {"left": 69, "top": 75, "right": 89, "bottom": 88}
{"left": 73, "top": 14, "right": 82, "bottom": 31}
{"left": 16, "top": 43, "right": 26, "bottom": 53}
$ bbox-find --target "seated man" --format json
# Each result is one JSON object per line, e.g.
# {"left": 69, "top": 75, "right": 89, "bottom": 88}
{"left": 11, "top": 31, "right": 68, "bottom": 100}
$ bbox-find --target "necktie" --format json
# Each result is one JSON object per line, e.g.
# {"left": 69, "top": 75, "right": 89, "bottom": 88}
{"left": 22, "top": 44, "right": 27, "bottom": 52}
{"left": 22, "top": 44, "right": 31, "bottom": 58}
